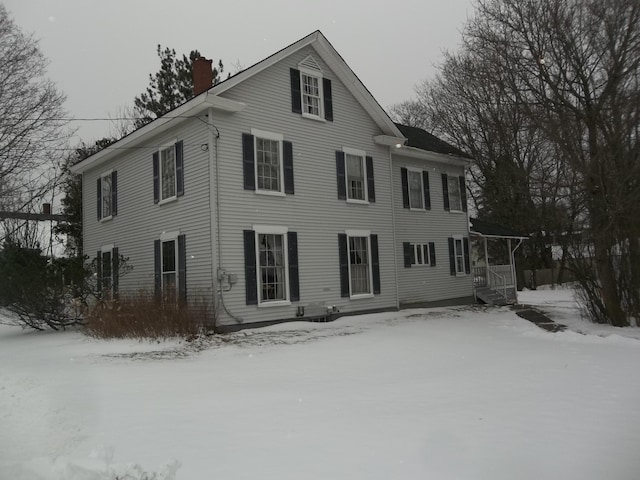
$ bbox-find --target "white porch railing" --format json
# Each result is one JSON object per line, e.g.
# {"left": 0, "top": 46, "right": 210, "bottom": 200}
{"left": 473, "top": 265, "right": 515, "bottom": 289}
{"left": 487, "top": 267, "right": 507, "bottom": 299}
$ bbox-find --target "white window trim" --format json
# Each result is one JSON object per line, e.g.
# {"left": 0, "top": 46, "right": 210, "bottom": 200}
{"left": 345, "top": 229, "right": 374, "bottom": 299}
{"left": 159, "top": 232, "right": 180, "bottom": 295}
{"left": 253, "top": 225, "right": 291, "bottom": 307}
{"left": 299, "top": 66, "right": 324, "bottom": 121}
{"left": 452, "top": 234, "right": 467, "bottom": 276}
{"left": 447, "top": 174, "right": 464, "bottom": 213}
{"left": 251, "top": 129, "right": 285, "bottom": 196}
{"left": 411, "top": 243, "right": 430, "bottom": 266}
{"left": 100, "top": 169, "right": 113, "bottom": 222}
{"left": 343, "top": 147, "right": 369, "bottom": 204}
{"left": 158, "top": 140, "right": 178, "bottom": 203}
{"left": 407, "top": 167, "right": 425, "bottom": 211}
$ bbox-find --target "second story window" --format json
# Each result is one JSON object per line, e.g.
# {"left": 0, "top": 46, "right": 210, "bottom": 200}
{"left": 256, "top": 136, "right": 282, "bottom": 193}
{"left": 408, "top": 170, "right": 424, "bottom": 209}
{"left": 153, "top": 140, "right": 184, "bottom": 204}
{"left": 336, "top": 148, "right": 375, "bottom": 203}
{"left": 442, "top": 173, "right": 467, "bottom": 212}
{"left": 97, "top": 170, "right": 117, "bottom": 221}
{"left": 242, "top": 131, "right": 294, "bottom": 195}
{"left": 346, "top": 153, "right": 365, "bottom": 201}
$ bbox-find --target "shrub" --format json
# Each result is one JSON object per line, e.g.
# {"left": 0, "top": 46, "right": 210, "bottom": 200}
{"left": 83, "top": 291, "right": 212, "bottom": 339}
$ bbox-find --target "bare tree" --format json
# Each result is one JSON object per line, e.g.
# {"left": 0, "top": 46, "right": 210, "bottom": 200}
{"left": 0, "top": 5, "right": 69, "bottom": 242}
{"left": 462, "top": 0, "right": 640, "bottom": 325}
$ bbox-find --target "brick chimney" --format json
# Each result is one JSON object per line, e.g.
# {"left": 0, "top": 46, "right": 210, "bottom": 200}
{"left": 193, "top": 56, "right": 213, "bottom": 96}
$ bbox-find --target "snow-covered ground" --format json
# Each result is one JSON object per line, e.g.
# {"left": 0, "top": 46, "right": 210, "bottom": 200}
{"left": 2, "top": 288, "right": 640, "bottom": 480}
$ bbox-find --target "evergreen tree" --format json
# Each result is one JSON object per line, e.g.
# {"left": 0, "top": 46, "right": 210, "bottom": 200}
{"left": 133, "top": 46, "right": 225, "bottom": 128}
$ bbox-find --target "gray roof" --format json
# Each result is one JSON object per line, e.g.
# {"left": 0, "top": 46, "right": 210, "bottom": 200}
{"left": 394, "top": 123, "right": 472, "bottom": 159}
{"left": 470, "top": 218, "right": 529, "bottom": 239}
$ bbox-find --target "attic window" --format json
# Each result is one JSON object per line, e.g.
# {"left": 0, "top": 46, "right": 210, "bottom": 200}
{"left": 290, "top": 56, "right": 333, "bottom": 121}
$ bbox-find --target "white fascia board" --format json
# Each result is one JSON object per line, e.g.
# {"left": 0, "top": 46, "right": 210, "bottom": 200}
{"left": 393, "top": 146, "right": 471, "bottom": 167}
{"left": 469, "top": 232, "right": 529, "bottom": 240}
{"left": 70, "top": 92, "right": 245, "bottom": 174}
{"left": 374, "top": 135, "right": 406, "bottom": 147}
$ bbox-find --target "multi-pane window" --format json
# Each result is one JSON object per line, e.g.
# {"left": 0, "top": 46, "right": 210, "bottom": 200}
{"left": 349, "top": 236, "right": 371, "bottom": 295}
{"left": 160, "top": 146, "right": 176, "bottom": 200}
{"left": 256, "top": 137, "right": 281, "bottom": 192}
{"left": 258, "top": 233, "right": 286, "bottom": 302}
{"left": 346, "top": 154, "right": 365, "bottom": 201}
{"left": 101, "top": 249, "right": 112, "bottom": 296}
{"left": 454, "top": 237, "right": 465, "bottom": 274}
{"left": 408, "top": 170, "right": 424, "bottom": 209}
{"left": 448, "top": 175, "right": 462, "bottom": 211}
{"left": 411, "top": 243, "right": 430, "bottom": 266}
{"left": 161, "top": 239, "right": 177, "bottom": 298}
{"left": 302, "top": 73, "right": 321, "bottom": 116}
{"left": 101, "top": 173, "right": 112, "bottom": 218}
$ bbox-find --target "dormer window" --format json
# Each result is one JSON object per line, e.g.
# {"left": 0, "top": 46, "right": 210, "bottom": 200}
{"left": 290, "top": 55, "right": 333, "bottom": 121}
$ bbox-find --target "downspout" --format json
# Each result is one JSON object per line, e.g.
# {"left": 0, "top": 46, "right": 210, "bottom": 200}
{"left": 389, "top": 146, "right": 400, "bottom": 310}
{"left": 511, "top": 238, "right": 524, "bottom": 304}
{"left": 206, "top": 106, "right": 219, "bottom": 330}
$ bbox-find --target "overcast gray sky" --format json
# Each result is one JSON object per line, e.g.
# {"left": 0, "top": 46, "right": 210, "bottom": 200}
{"left": 6, "top": 0, "right": 474, "bottom": 144}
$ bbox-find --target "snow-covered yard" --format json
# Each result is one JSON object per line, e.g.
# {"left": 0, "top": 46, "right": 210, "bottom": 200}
{"left": 2, "top": 288, "right": 640, "bottom": 480}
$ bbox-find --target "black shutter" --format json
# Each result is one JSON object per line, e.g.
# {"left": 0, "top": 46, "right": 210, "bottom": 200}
{"left": 448, "top": 237, "right": 456, "bottom": 275}
{"left": 112, "top": 247, "right": 119, "bottom": 296}
{"left": 96, "top": 177, "right": 102, "bottom": 220}
{"left": 178, "top": 234, "right": 187, "bottom": 303}
{"left": 401, "top": 168, "right": 409, "bottom": 208}
{"left": 429, "top": 242, "right": 436, "bottom": 267}
{"left": 371, "top": 234, "right": 380, "bottom": 294}
{"left": 290, "top": 68, "right": 302, "bottom": 114}
{"left": 336, "top": 151, "right": 346, "bottom": 200}
{"left": 463, "top": 237, "right": 471, "bottom": 274}
{"left": 288, "top": 232, "right": 299, "bottom": 301}
{"left": 442, "top": 173, "right": 450, "bottom": 211}
{"left": 111, "top": 171, "right": 118, "bottom": 216}
{"left": 152, "top": 152, "right": 159, "bottom": 204}
{"left": 176, "top": 140, "right": 184, "bottom": 197}
{"left": 338, "top": 233, "right": 349, "bottom": 297}
{"left": 242, "top": 133, "right": 255, "bottom": 190}
{"left": 154, "top": 239, "right": 161, "bottom": 298}
{"left": 243, "top": 230, "right": 258, "bottom": 305}
{"left": 283, "top": 141, "right": 294, "bottom": 194}
{"left": 96, "top": 251, "right": 102, "bottom": 292}
{"left": 423, "top": 171, "right": 431, "bottom": 210}
{"left": 366, "top": 156, "right": 375, "bottom": 202}
{"left": 323, "top": 78, "right": 333, "bottom": 121}
{"left": 459, "top": 175, "right": 467, "bottom": 212}
{"left": 403, "top": 242, "right": 412, "bottom": 268}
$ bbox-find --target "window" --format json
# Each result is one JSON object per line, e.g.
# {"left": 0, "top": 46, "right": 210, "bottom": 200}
{"left": 336, "top": 148, "right": 375, "bottom": 203}
{"left": 412, "top": 243, "right": 430, "bottom": 266}
{"left": 242, "top": 132, "right": 294, "bottom": 195}
{"left": 243, "top": 227, "right": 299, "bottom": 306}
{"left": 153, "top": 140, "right": 184, "bottom": 204}
{"left": 338, "top": 230, "right": 381, "bottom": 298}
{"left": 442, "top": 173, "right": 467, "bottom": 212}
{"left": 401, "top": 168, "right": 430, "bottom": 210}
{"left": 97, "top": 170, "right": 117, "bottom": 220}
{"left": 448, "top": 236, "right": 470, "bottom": 276}
{"left": 290, "top": 57, "right": 333, "bottom": 122}
{"left": 403, "top": 241, "right": 436, "bottom": 268}
{"left": 408, "top": 170, "right": 424, "bottom": 209}
{"left": 96, "top": 245, "right": 118, "bottom": 298}
{"left": 154, "top": 233, "right": 186, "bottom": 302}
{"left": 302, "top": 73, "right": 321, "bottom": 117}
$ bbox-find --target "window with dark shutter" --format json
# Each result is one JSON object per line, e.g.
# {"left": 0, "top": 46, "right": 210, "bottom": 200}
{"left": 463, "top": 237, "right": 470, "bottom": 274}
{"left": 423, "top": 171, "right": 431, "bottom": 210}
{"left": 111, "top": 171, "right": 118, "bottom": 216}
{"left": 429, "top": 242, "right": 436, "bottom": 266}
{"left": 336, "top": 151, "right": 346, "bottom": 200}
{"left": 283, "top": 141, "right": 294, "bottom": 195}
{"left": 338, "top": 233, "right": 349, "bottom": 297}
{"left": 152, "top": 152, "right": 160, "bottom": 204}
{"left": 442, "top": 173, "right": 450, "bottom": 211}
{"left": 176, "top": 140, "right": 184, "bottom": 197}
{"left": 243, "top": 230, "right": 258, "bottom": 305}
{"left": 323, "top": 78, "right": 333, "bottom": 121}
{"left": 96, "top": 178, "right": 102, "bottom": 220}
{"left": 448, "top": 237, "right": 456, "bottom": 275}
{"left": 371, "top": 234, "right": 380, "bottom": 294}
{"left": 401, "top": 168, "right": 409, "bottom": 208}
{"left": 288, "top": 232, "right": 299, "bottom": 301}
{"left": 290, "top": 68, "right": 302, "bottom": 114}
{"left": 366, "top": 156, "right": 375, "bottom": 202}
{"left": 242, "top": 133, "right": 255, "bottom": 191}
{"left": 403, "top": 242, "right": 412, "bottom": 268}
{"left": 459, "top": 175, "right": 467, "bottom": 212}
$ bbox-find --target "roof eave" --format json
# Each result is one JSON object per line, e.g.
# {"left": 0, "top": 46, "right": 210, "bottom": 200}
{"left": 393, "top": 145, "right": 471, "bottom": 167}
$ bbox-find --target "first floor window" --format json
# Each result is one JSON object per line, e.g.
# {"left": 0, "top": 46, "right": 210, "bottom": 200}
{"left": 160, "top": 146, "right": 176, "bottom": 200}
{"left": 258, "top": 233, "right": 286, "bottom": 302}
{"left": 408, "top": 170, "right": 424, "bottom": 209}
{"left": 346, "top": 153, "right": 365, "bottom": 201}
{"left": 403, "top": 241, "right": 435, "bottom": 268}
{"left": 101, "top": 250, "right": 112, "bottom": 293}
{"left": 449, "top": 236, "right": 470, "bottom": 276}
{"left": 412, "top": 243, "right": 430, "bottom": 266}
{"left": 161, "top": 238, "right": 177, "bottom": 298}
{"left": 97, "top": 245, "right": 118, "bottom": 298}
{"left": 454, "top": 238, "right": 464, "bottom": 273}
{"left": 349, "top": 236, "right": 371, "bottom": 295}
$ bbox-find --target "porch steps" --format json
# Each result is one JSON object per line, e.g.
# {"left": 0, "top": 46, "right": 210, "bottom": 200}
{"left": 475, "top": 287, "right": 508, "bottom": 306}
